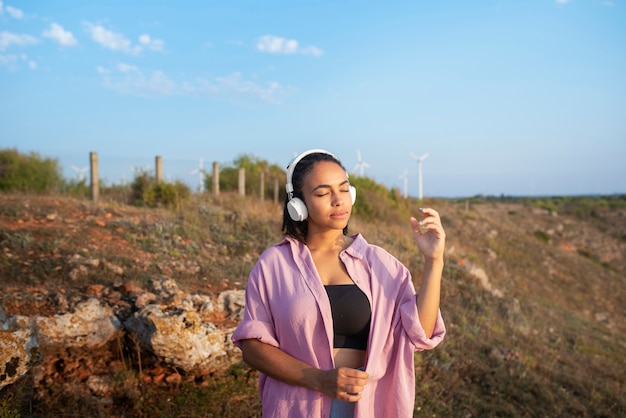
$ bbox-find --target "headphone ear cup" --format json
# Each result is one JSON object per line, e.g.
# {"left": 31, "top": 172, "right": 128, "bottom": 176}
{"left": 287, "top": 198, "right": 308, "bottom": 221}
{"left": 349, "top": 186, "right": 357, "bottom": 205}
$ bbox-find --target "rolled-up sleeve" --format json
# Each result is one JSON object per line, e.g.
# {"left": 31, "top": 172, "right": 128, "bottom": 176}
{"left": 399, "top": 297, "right": 446, "bottom": 351}
{"left": 231, "top": 262, "right": 280, "bottom": 349}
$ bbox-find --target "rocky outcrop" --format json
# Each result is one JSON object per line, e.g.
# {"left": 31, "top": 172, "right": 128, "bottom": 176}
{"left": 125, "top": 305, "right": 230, "bottom": 372}
{"left": 1, "top": 307, "right": 38, "bottom": 389}
{"left": 0, "top": 280, "right": 246, "bottom": 391}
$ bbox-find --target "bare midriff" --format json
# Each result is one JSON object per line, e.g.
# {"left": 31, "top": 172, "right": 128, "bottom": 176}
{"left": 333, "top": 348, "right": 367, "bottom": 369}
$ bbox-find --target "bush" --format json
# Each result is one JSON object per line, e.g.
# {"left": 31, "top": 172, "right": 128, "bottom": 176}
{"left": 128, "top": 169, "right": 190, "bottom": 208}
{"left": 143, "top": 181, "right": 191, "bottom": 209}
{"left": 0, "top": 148, "right": 64, "bottom": 193}
{"left": 62, "top": 178, "right": 90, "bottom": 198}
{"left": 130, "top": 170, "right": 153, "bottom": 206}
{"left": 211, "top": 154, "right": 285, "bottom": 199}
{"left": 350, "top": 176, "right": 411, "bottom": 222}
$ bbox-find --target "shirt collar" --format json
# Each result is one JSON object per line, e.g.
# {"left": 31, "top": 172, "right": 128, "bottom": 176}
{"left": 281, "top": 233, "right": 368, "bottom": 260}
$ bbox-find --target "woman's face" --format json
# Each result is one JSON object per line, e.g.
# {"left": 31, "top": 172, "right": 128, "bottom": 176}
{"left": 301, "top": 160, "right": 352, "bottom": 234}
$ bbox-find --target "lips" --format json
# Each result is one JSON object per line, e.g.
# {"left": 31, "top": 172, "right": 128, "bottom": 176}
{"left": 330, "top": 211, "right": 349, "bottom": 219}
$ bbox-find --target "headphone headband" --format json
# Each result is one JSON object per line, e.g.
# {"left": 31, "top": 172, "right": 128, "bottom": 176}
{"left": 285, "top": 149, "right": 337, "bottom": 198}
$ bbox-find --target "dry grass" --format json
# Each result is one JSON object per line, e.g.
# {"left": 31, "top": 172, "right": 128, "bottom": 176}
{"left": 1, "top": 192, "right": 625, "bottom": 417}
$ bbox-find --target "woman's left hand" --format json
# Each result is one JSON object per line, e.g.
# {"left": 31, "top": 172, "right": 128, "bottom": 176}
{"left": 410, "top": 207, "right": 446, "bottom": 261}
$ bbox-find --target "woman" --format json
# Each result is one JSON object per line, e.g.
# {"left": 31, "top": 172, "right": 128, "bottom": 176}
{"left": 232, "top": 149, "right": 446, "bottom": 417}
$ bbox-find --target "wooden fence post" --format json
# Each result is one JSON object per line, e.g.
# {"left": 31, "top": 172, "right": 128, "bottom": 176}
{"left": 273, "top": 178, "right": 279, "bottom": 204}
{"left": 238, "top": 168, "right": 245, "bottom": 196}
{"left": 212, "top": 162, "right": 220, "bottom": 197}
{"left": 259, "top": 171, "right": 265, "bottom": 200}
{"left": 90, "top": 152, "right": 99, "bottom": 203}
{"left": 155, "top": 155, "right": 162, "bottom": 183}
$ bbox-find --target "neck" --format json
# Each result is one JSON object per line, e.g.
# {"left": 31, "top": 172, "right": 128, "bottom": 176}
{"left": 305, "top": 230, "right": 347, "bottom": 252}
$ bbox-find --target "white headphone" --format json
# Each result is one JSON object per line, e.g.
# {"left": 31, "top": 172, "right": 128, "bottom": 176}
{"left": 285, "top": 149, "right": 357, "bottom": 221}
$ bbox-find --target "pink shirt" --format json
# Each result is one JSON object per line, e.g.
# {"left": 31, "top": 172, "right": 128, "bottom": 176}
{"left": 232, "top": 234, "right": 446, "bottom": 418}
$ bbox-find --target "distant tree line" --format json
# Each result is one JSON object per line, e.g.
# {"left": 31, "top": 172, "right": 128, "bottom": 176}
{"left": 2, "top": 148, "right": 624, "bottom": 219}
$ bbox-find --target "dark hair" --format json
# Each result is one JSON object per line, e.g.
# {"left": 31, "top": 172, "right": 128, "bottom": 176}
{"left": 282, "top": 152, "right": 350, "bottom": 242}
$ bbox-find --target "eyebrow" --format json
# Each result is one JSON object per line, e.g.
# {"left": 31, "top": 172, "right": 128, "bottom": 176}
{"left": 311, "top": 179, "right": 350, "bottom": 192}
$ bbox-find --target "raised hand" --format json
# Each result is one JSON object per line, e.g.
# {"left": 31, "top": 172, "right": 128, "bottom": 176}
{"left": 410, "top": 207, "right": 446, "bottom": 261}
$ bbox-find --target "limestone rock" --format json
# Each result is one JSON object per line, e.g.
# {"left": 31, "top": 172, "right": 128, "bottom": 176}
{"left": 124, "top": 304, "right": 230, "bottom": 372}
{"left": 0, "top": 316, "right": 38, "bottom": 390}
{"left": 216, "top": 290, "right": 245, "bottom": 319}
{"left": 35, "top": 298, "right": 122, "bottom": 349}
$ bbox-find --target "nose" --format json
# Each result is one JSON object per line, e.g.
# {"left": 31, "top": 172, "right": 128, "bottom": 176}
{"left": 331, "top": 191, "right": 344, "bottom": 206}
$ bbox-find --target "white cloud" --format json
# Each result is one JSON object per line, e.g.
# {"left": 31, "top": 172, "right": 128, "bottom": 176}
{"left": 0, "top": 53, "right": 36, "bottom": 71}
{"left": 97, "top": 63, "right": 176, "bottom": 96}
{"left": 257, "top": 35, "right": 298, "bottom": 54}
{"left": 256, "top": 35, "right": 323, "bottom": 57}
{"left": 42, "top": 23, "right": 78, "bottom": 47}
{"left": 0, "top": 31, "right": 38, "bottom": 51}
{"left": 117, "top": 62, "right": 139, "bottom": 73}
{"left": 300, "top": 45, "right": 324, "bottom": 57}
{"left": 139, "top": 34, "right": 164, "bottom": 51}
{"left": 212, "top": 72, "right": 290, "bottom": 103}
{"left": 96, "top": 64, "right": 294, "bottom": 103}
{"left": 84, "top": 22, "right": 139, "bottom": 54}
{"left": 84, "top": 23, "right": 164, "bottom": 55}
{"left": 5, "top": 5, "right": 23, "bottom": 19}
{"left": 555, "top": 0, "right": 571, "bottom": 4}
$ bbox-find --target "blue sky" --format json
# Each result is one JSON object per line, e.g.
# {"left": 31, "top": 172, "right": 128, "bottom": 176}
{"left": 1, "top": 0, "right": 624, "bottom": 197}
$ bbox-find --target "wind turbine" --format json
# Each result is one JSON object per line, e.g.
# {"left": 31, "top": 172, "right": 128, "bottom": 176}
{"left": 398, "top": 169, "right": 409, "bottom": 199}
{"left": 70, "top": 164, "right": 88, "bottom": 181}
{"left": 409, "top": 151, "right": 429, "bottom": 200}
{"left": 190, "top": 158, "right": 205, "bottom": 193}
{"left": 352, "top": 148, "right": 370, "bottom": 177}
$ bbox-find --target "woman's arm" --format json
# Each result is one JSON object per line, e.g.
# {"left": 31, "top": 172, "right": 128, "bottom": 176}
{"left": 240, "top": 338, "right": 368, "bottom": 401}
{"left": 410, "top": 207, "right": 446, "bottom": 338}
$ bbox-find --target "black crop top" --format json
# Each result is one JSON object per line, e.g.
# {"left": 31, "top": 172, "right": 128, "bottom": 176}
{"left": 324, "top": 284, "right": 371, "bottom": 350}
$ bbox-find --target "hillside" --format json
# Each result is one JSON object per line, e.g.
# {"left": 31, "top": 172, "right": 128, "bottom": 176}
{"left": 1, "top": 192, "right": 625, "bottom": 417}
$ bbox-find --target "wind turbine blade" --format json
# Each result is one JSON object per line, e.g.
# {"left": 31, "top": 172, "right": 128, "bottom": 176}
{"left": 356, "top": 148, "right": 362, "bottom": 161}
{"left": 408, "top": 151, "right": 419, "bottom": 160}
{"left": 420, "top": 152, "right": 430, "bottom": 161}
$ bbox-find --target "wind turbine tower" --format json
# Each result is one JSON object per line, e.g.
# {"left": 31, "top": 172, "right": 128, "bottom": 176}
{"left": 190, "top": 158, "right": 205, "bottom": 193}
{"left": 352, "top": 148, "right": 371, "bottom": 177}
{"left": 398, "top": 169, "right": 409, "bottom": 199}
{"left": 409, "top": 151, "right": 429, "bottom": 200}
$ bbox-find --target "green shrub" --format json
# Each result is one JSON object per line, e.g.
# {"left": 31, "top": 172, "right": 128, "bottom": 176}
{"left": 127, "top": 168, "right": 191, "bottom": 209}
{"left": 0, "top": 148, "right": 64, "bottom": 193}
{"left": 62, "top": 178, "right": 90, "bottom": 198}
{"left": 130, "top": 170, "right": 154, "bottom": 206}
{"left": 143, "top": 181, "right": 191, "bottom": 209}
{"left": 350, "top": 176, "right": 411, "bottom": 222}
{"left": 211, "top": 154, "right": 285, "bottom": 199}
